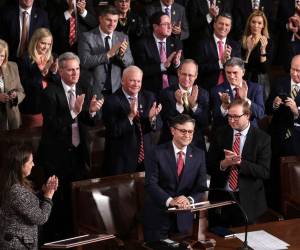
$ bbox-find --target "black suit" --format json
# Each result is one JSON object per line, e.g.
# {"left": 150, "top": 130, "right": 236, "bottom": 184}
{"left": 185, "top": 0, "right": 233, "bottom": 57}
{"left": 38, "top": 80, "right": 96, "bottom": 241}
{"left": 232, "top": 0, "right": 274, "bottom": 40}
{"left": 266, "top": 76, "right": 300, "bottom": 156}
{"left": 159, "top": 84, "right": 210, "bottom": 150}
{"left": 0, "top": 5, "right": 49, "bottom": 61}
{"left": 47, "top": 0, "right": 97, "bottom": 55}
{"left": 195, "top": 36, "right": 241, "bottom": 90}
{"left": 102, "top": 88, "right": 162, "bottom": 176}
{"left": 207, "top": 125, "right": 271, "bottom": 226}
{"left": 144, "top": 142, "right": 207, "bottom": 241}
{"left": 133, "top": 35, "right": 182, "bottom": 95}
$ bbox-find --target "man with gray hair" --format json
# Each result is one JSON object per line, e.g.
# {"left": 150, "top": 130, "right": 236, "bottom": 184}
{"left": 210, "top": 57, "right": 265, "bottom": 129}
{"left": 102, "top": 65, "right": 162, "bottom": 175}
{"left": 38, "top": 52, "right": 104, "bottom": 240}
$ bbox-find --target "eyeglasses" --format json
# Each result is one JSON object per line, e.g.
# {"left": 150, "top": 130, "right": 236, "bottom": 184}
{"left": 174, "top": 127, "right": 194, "bottom": 135}
{"left": 227, "top": 114, "right": 245, "bottom": 121}
{"left": 160, "top": 22, "right": 172, "bottom": 27}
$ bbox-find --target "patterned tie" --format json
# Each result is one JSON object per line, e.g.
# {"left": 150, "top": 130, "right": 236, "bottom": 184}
{"left": 164, "top": 7, "right": 170, "bottom": 16}
{"left": 104, "top": 36, "right": 112, "bottom": 93}
{"left": 182, "top": 92, "right": 190, "bottom": 111}
{"left": 69, "top": 15, "right": 76, "bottom": 46}
{"left": 229, "top": 132, "right": 241, "bottom": 191}
{"left": 68, "top": 89, "right": 80, "bottom": 147}
{"left": 285, "top": 84, "right": 299, "bottom": 139}
{"left": 159, "top": 41, "right": 169, "bottom": 89}
{"left": 234, "top": 87, "right": 241, "bottom": 100}
{"left": 252, "top": 0, "right": 259, "bottom": 10}
{"left": 19, "top": 11, "right": 29, "bottom": 57}
{"left": 177, "top": 151, "right": 184, "bottom": 176}
{"left": 217, "top": 40, "right": 224, "bottom": 85}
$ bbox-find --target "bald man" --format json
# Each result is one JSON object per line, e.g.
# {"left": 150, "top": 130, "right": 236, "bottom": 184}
{"left": 102, "top": 65, "right": 162, "bottom": 175}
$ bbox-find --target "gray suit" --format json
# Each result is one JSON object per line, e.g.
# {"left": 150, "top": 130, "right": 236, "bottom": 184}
{"left": 0, "top": 184, "right": 52, "bottom": 250}
{"left": 78, "top": 27, "right": 134, "bottom": 94}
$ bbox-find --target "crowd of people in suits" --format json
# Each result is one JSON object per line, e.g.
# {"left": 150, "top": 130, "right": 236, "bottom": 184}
{"left": 1, "top": 0, "right": 300, "bottom": 247}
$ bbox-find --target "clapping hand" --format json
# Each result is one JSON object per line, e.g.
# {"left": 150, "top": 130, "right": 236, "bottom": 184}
{"left": 43, "top": 175, "right": 59, "bottom": 199}
{"left": 89, "top": 95, "right": 104, "bottom": 113}
{"left": 73, "top": 94, "right": 85, "bottom": 114}
{"left": 148, "top": 101, "right": 162, "bottom": 121}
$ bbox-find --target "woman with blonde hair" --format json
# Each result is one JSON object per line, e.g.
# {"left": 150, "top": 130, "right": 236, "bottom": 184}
{"left": 0, "top": 39, "right": 25, "bottom": 130}
{"left": 19, "top": 28, "right": 58, "bottom": 128}
{"left": 241, "top": 10, "right": 272, "bottom": 99}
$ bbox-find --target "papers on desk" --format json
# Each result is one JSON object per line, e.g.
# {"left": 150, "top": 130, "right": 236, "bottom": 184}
{"left": 234, "top": 230, "right": 290, "bottom": 250}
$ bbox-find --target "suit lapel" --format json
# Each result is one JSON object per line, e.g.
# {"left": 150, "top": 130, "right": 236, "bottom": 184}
{"left": 224, "top": 127, "right": 234, "bottom": 151}
{"left": 241, "top": 125, "right": 254, "bottom": 158}
{"left": 165, "top": 142, "right": 178, "bottom": 183}
{"left": 30, "top": 7, "right": 38, "bottom": 37}
{"left": 150, "top": 36, "right": 161, "bottom": 62}
{"left": 209, "top": 37, "right": 219, "bottom": 60}
{"left": 58, "top": 82, "right": 71, "bottom": 112}
{"left": 117, "top": 89, "right": 131, "bottom": 114}
{"left": 178, "top": 145, "right": 193, "bottom": 187}
{"left": 166, "top": 37, "right": 176, "bottom": 57}
{"left": 2, "top": 66, "right": 12, "bottom": 93}
{"left": 200, "top": 0, "right": 209, "bottom": 15}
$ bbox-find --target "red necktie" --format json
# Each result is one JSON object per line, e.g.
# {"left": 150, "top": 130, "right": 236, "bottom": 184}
{"left": 217, "top": 40, "right": 224, "bottom": 85}
{"left": 177, "top": 151, "right": 184, "bottom": 176}
{"left": 69, "top": 15, "right": 76, "bottom": 46}
{"left": 159, "top": 41, "right": 169, "bottom": 89}
{"left": 234, "top": 87, "right": 241, "bottom": 100}
{"left": 229, "top": 133, "right": 241, "bottom": 190}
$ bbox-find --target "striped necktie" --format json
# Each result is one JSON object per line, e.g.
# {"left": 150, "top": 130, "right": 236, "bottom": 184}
{"left": 229, "top": 132, "right": 241, "bottom": 191}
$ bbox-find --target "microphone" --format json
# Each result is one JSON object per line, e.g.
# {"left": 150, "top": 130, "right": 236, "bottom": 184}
{"left": 200, "top": 187, "right": 254, "bottom": 250}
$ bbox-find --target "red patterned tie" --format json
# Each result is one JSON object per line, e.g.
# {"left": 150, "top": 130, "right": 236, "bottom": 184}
{"left": 229, "top": 133, "right": 241, "bottom": 190}
{"left": 234, "top": 87, "right": 241, "bottom": 100}
{"left": 177, "top": 151, "right": 184, "bottom": 176}
{"left": 135, "top": 111, "right": 144, "bottom": 164}
{"left": 159, "top": 42, "right": 169, "bottom": 89}
{"left": 69, "top": 15, "right": 76, "bottom": 46}
{"left": 217, "top": 40, "right": 224, "bottom": 85}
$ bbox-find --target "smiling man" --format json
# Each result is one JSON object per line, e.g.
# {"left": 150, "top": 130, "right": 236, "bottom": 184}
{"left": 144, "top": 114, "right": 207, "bottom": 241}
{"left": 207, "top": 99, "right": 271, "bottom": 228}
{"left": 102, "top": 65, "right": 162, "bottom": 175}
{"left": 210, "top": 57, "right": 264, "bottom": 129}
{"left": 78, "top": 5, "right": 133, "bottom": 96}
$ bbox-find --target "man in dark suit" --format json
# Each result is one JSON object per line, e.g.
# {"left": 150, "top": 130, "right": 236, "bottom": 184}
{"left": 195, "top": 13, "right": 241, "bottom": 90}
{"left": 276, "top": 0, "right": 300, "bottom": 71}
{"left": 143, "top": 114, "right": 207, "bottom": 241}
{"left": 47, "top": 0, "right": 98, "bottom": 55}
{"left": 38, "top": 52, "right": 103, "bottom": 240}
{"left": 102, "top": 65, "right": 162, "bottom": 176}
{"left": 232, "top": 0, "right": 273, "bottom": 40}
{"left": 185, "top": 0, "right": 233, "bottom": 57}
{"left": 210, "top": 57, "right": 264, "bottom": 129}
{"left": 160, "top": 59, "right": 209, "bottom": 151}
{"left": 0, "top": 0, "right": 49, "bottom": 61}
{"left": 133, "top": 11, "right": 182, "bottom": 95}
{"left": 145, "top": 0, "right": 189, "bottom": 41}
{"left": 208, "top": 99, "right": 271, "bottom": 227}
{"left": 78, "top": 5, "right": 134, "bottom": 96}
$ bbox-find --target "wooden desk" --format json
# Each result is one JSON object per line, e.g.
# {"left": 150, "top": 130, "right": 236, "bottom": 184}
{"left": 208, "top": 218, "right": 300, "bottom": 250}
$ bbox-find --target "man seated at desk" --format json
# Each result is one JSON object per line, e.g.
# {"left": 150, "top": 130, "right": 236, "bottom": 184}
{"left": 143, "top": 114, "right": 207, "bottom": 242}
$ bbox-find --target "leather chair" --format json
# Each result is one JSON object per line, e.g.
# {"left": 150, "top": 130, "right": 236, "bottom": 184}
{"left": 280, "top": 156, "right": 300, "bottom": 219}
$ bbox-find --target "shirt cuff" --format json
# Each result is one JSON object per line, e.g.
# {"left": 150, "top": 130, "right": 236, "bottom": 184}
{"left": 187, "top": 196, "right": 194, "bottom": 204}
{"left": 245, "top": 98, "right": 252, "bottom": 106}
{"left": 191, "top": 104, "right": 198, "bottom": 112}
{"left": 220, "top": 161, "right": 227, "bottom": 171}
{"left": 160, "top": 63, "right": 167, "bottom": 72}
{"left": 206, "top": 13, "right": 213, "bottom": 24}
{"left": 89, "top": 111, "right": 96, "bottom": 118}
{"left": 176, "top": 103, "right": 184, "bottom": 113}
{"left": 220, "top": 105, "right": 228, "bottom": 116}
{"left": 166, "top": 197, "right": 173, "bottom": 207}
{"left": 219, "top": 60, "right": 223, "bottom": 69}
{"left": 64, "top": 10, "right": 72, "bottom": 20}
{"left": 71, "top": 110, "right": 78, "bottom": 119}
{"left": 80, "top": 9, "right": 87, "bottom": 18}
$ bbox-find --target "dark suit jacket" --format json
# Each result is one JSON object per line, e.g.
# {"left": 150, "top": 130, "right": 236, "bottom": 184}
{"left": 159, "top": 84, "right": 209, "bottom": 150}
{"left": 47, "top": 0, "right": 98, "bottom": 55}
{"left": 38, "top": 81, "right": 95, "bottom": 180}
{"left": 19, "top": 54, "right": 59, "bottom": 115}
{"left": 185, "top": 0, "right": 233, "bottom": 42}
{"left": 102, "top": 88, "right": 162, "bottom": 175}
{"left": 133, "top": 35, "right": 182, "bottom": 95}
{"left": 0, "top": 5, "right": 49, "bottom": 61}
{"left": 210, "top": 80, "right": 265, "bottom": 128}
{"left": 195, "top": 36, "right": 241, "bottom": 90}
{"left": 144, "top": 142, "right": 207, "bottom": 235}
{"left": 232, "top": 0, "right": 274, "bottom": 40}
{"left": 207, "top": 125, "right": 271, "bottom": 223}
{"left": 145, "top": 1, "right": 189, "bottom": 40}
{"left": 266, "top": 76, "right": 300, "bottom": 147}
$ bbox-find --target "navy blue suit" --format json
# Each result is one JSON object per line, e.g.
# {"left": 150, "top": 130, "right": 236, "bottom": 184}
{"left": 102, "top": 88, "right": 162, "bottom": 176}
{"left": 210, "top": 81, "right": 265, "bottom": 128}
{"left": 144, "top": 142, "right": 207, "bottom": 241}
{"left": 159, "top": 84, "right": 210, "bottom": 150}
{"left": 0, "top": 5, "right": 49, "bottom": 61}
{"left": 195, "top": 36, "right": 241, "bottom": 90}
